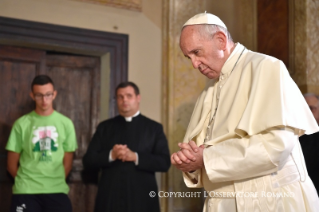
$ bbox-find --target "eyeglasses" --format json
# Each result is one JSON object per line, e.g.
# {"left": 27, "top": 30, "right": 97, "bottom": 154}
{"left": 34, "top": 93, "right": 54, "bottom": 100}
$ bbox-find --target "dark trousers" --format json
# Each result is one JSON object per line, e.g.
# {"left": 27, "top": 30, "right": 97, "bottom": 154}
{"left": 10, "top": 193, "right": 72, "bottom": 212}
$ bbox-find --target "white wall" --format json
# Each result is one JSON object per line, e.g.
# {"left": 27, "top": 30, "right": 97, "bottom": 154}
{"left": 0, "top": 0, "right": 162, "bottom": 123}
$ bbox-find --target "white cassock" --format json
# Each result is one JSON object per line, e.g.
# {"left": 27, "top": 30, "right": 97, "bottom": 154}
{"left": 182, "top": 43, "right": 319, "bottom": 212}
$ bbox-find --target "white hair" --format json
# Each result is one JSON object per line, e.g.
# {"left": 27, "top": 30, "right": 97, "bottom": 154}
{"left": 196, "top": 24, "right": 233, "bottom": 42}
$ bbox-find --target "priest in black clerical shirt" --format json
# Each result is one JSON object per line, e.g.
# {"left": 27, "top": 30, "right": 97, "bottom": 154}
{"left": 83, "top": 82, "right": 171, "bottom": 212}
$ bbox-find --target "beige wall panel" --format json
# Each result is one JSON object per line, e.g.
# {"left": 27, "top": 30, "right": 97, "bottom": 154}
{"left": 143, "top": 0, "right": 162, "bottom": 28}
{"left": 163, "top": 0, "right": 207, "bottom": 211}
{"left": 306, "top": 0, "right": 319, "bottom": 94}
{"left": 292, "top": 0, "right": 308, "bottom": 89}
{"left": 292, "top": 0, "right": 319, "bottom": 95}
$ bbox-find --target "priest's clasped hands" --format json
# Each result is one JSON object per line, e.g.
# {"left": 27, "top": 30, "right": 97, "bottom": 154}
{"left": 171, "top": 141, "right": 205, "bottom": 172}
{"left": 111, "top": 144, "right": 137, "bottom": 162}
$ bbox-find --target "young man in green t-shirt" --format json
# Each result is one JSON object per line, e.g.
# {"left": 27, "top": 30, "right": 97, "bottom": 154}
{"left": 6, "top": 75, "right": 78, "bottom": 212}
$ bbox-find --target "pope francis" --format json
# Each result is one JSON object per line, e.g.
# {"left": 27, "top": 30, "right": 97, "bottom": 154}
{"left": 171, "top": 12, "right": 319, "bottom": 212}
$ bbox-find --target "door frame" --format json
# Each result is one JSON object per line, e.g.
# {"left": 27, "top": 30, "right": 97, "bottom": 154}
{"left": 0, "top": 16, "right": 128, "bottom": 117}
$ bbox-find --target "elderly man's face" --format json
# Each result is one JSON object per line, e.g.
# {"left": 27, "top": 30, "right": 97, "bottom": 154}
{"left": 305, "top": 95, "right": 319, "bottom": 124}
{"left": 180, "top": 25, "right": 226, "bottom": 79}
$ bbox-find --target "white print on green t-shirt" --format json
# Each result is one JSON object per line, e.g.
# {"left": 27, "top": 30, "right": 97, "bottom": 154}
{"left": 32, "top": 126, "right": 59, "bottom": 162}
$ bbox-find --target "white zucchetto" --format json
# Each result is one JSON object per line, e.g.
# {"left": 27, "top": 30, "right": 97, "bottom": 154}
{"left": 183, "top": 12, "right": 227, "bottom": 29}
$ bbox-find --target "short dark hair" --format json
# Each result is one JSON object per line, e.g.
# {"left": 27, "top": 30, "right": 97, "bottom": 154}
{"left": 115, "top": 82, "right": 140, "bottom": 96}
{"left": 31, "top": 75, "right": 54, "bottom": 91}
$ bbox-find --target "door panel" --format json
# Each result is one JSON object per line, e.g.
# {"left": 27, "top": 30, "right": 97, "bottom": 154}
{"left": 0, "top": 45, "right": 46, "bottom": 211}
{"left": 46, "top": 54, "right": 100, "bottom": 212}
{"left": 0, "top": 62, "right": 36, "bottom": 154}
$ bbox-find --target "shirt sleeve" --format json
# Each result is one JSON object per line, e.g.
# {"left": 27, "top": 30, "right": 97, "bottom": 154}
{"left": 62, "top": 119, "right": 78, "bottom": 152}
{"left": 203, "top": 126, "right": 297, "bottom": 183}
{"left": 82, "top": 123, "right": 113, "bottom": 169}
{"left": 6, "top": 121, "right": 23, "bottom": 153}
{"left": 109, "top": 149, "right": 114, "bottom": 162}
{"left": 136, "top": 124, "right": 171, "bottom": 172}
{"left": 135, "top": 152, "right": 139, "bottom": 165}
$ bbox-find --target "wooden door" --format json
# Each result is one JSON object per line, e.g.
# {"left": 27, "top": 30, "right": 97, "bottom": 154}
{"left": 0, "top": 46, "right": 100, "bottom": 212}
{"left": 46, "top": 54, "right": 100, "bottom": 212}
{"left": 0, "top": 46, "right": 46, "bottom": 211}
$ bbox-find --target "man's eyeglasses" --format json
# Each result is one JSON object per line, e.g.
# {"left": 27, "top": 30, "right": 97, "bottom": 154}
{"left": 34, "top": 93, "right": 54, "bottom": 100}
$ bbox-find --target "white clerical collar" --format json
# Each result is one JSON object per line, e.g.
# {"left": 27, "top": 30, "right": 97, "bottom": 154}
{"left": 124, "top": 111, "right": 140, "bottom": 122}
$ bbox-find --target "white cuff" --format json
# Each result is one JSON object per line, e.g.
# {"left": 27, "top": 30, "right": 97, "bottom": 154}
{"left": 135, "top": 152, "right": 139, "bottom": 165}
{"left": 109, "top": 150, "right": 115, "bottom": 162}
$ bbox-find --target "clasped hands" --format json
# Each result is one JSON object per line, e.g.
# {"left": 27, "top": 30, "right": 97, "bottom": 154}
{"left": 111, "top": 144, "right": 137, "bottom": 162}
{"left": 171, "top": 141, "right": 205, "bottom": 172}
